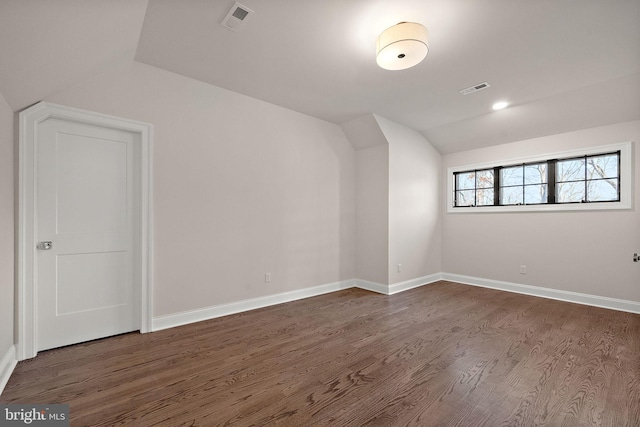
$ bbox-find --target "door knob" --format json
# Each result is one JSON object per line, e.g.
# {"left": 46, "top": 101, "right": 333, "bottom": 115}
{"left": 37, "top": 241, "right": 53, "bottom": 250}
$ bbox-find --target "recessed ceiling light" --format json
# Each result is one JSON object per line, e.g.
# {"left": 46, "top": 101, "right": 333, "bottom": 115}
{"left": 492, "top": 101, "right": 509, "bottom": 110}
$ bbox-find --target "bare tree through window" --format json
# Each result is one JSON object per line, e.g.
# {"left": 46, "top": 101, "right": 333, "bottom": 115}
{"left": 453, "top": 151, "right": 620, "bottom": 208}
{"left": 556, "top": 154, "right": 618, "bottom": 203}
{"left": 500, "top": 162, "right": 547, "bottom": 205}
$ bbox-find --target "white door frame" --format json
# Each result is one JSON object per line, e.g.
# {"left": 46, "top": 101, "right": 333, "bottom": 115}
{"left": 17, "top": 102, "right": 153, "bottom": 360}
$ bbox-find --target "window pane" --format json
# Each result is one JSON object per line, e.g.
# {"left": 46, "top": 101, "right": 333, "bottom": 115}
{"left": 557, "top": 181, "right": 585, "bottom": 203}
{"left": 455, "top": 190, "right": 475, "bottom": 206}
{"left": 501, "top": 166, "right": 523, "bottom": 186}
{"left": 524, "top": 184, "right": 548, "bottom": 204}
{"left": 501, "top": 187, "right": 523, "bottom": 205}
{"left": 476, "top": 169, "right": 494, "bottom": 189}
{"left": 587, "top": 154, "right": 618, "bottom": 179}
{"left": 456, "top": 172, "right": 475, "bottom": 190}
{"left": 587, "top": 179, "right": 618, "bottom": 201}
{"left": 476, "top": 188, "right": 494, "bottom": 206}
{"left": 525, "top": 163, "right": 547, "bottom": 184}
{"left": 557, "top": 158, "right": 585, "bottom": 182}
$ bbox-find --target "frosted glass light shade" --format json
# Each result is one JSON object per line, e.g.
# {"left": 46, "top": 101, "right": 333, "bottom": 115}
{"left": 376, "top": 22, "right": 428, "bottom": 70}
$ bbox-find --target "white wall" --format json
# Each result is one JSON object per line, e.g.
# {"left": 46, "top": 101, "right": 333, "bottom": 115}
{"left": 355, "top": 144, "right": 389, "bottom": 284}
{"left": 377, "top": 116, "right": 442, "bottom": 284}
{"left": 346, "top": 114, "right": 442, "bottom": 287}
{"left": 18, "top": 60, "right": 637, "bottom": 330}
{"left": 0, "top": 89, "right": 13, "bottom": 359}
{"left": 47, "top": 62, "right": 357, "bottom": 316}
{"left": 442, "top": 121, "right": 640, "bottom": 302}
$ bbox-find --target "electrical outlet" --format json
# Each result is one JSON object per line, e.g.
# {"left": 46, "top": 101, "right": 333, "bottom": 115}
{"left": 265, "top": 272, "right": 271, "bottom": 283}
{"left": 520, "top": 265, "right": 527, "bottom": 274}
{"left": 397, "top": 264, "right": 402, "bottom": 273}
{"left": 634, "top": 253, "right": 639, "bottom": 263}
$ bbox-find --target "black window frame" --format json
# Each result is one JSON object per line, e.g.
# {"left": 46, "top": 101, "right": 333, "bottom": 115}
{"left": 554, "top": 152, "right": 621, "bottom": 204}
{"left": 453, "top": 168, "right": 495, "bottom": 207}
{"left": 453, "top": 150, "right": 621, "bottom": 208}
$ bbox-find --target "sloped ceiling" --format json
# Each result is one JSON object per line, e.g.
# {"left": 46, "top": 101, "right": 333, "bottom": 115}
{"left": 0, "top": 0, "right": 149, "bottom": 112}
{"left": 1, "top": 0, "right": 639, "bottom": 154}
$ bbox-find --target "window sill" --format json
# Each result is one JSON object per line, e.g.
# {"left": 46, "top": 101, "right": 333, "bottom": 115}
{"left": 448, "top": 201, "right": 631, "bottom": 214}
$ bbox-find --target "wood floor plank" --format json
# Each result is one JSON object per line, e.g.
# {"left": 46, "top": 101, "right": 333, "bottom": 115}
{"left": 2, "top": 281, "right": 639, "bottom": 426}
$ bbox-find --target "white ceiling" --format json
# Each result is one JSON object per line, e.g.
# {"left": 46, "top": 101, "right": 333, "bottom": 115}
{"left": 1, "top": 0, "right": 639, "bottom": 153}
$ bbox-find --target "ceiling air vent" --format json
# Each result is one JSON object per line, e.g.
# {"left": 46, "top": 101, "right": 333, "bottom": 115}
{"left": 221, "top": 2, "right": 254, "bottom": 31}
{"left": 459, "top": 82, "right": 491, "bottom": 95}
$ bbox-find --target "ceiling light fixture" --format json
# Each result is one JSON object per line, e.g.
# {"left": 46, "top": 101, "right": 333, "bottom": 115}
{"left": 492, "top": 101, "right": 509, "bottom": 110}
{"left": 376, "top": 22, "right": 428, "bottom": 70}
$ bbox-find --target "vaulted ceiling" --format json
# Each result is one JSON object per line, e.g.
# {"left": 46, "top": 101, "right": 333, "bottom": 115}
{"left": 1, "top": 0, "right": 639, "bottom": 153}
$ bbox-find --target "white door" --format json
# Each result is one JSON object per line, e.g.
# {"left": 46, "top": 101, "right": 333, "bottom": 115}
{"left": 36, "top": 118, "right": 139, "bottom": 351}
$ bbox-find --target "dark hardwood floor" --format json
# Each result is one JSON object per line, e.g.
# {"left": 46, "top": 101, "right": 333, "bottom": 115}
{"left": 2, "top": 281, "right": 640, "bottom": 426}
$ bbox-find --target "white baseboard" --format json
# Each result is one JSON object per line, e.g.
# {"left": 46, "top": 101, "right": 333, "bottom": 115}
{"left": 353, "top": 279, "right": 389, "bottom": 294}
{"left": 442, "top": 273, "right": 640, "bottom": 314}
{"left": 0, "top": 345, "right": 17, "bottom": 396}
{"left": 388, "top": 273, "right": 443, "bottom": 294}
{"left": 152, "top": 273, "right": 640, "bottom": 333}
{"left": 152, "top": 274, "right": 443, "bottom": 331}
{"left": 152, "top": 280, "right": 353, "bottom": 331}
{"left": 353, "top": 273, "right": 443, "bottom": 295}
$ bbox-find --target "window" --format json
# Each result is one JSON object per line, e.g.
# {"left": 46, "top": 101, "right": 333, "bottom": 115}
{"left": 500, "top": 162, "right": 547, "bottom": 205}
{"left": 454, "top": 168, "right": 494, "bottom": 207}
{"left": 555, "top": 153, "right": 620, "bottom": 203}
{"left": 448, "top": 142, "right": 632, "bottom": 213}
